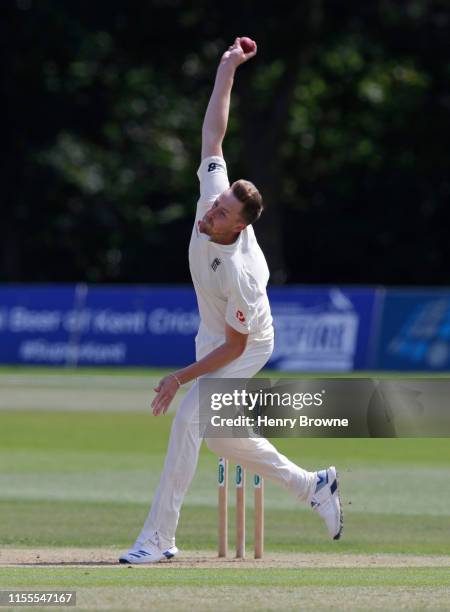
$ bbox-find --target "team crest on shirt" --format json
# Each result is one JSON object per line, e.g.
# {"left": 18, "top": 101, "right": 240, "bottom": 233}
{"left": 236, "top": 310, "right": 246, "bottom": 323}
{"left": 208, "top": 163, "right": 218, "bottom": 172}
{"left": 211, "top": 257, "right": 221, "bottom": 271}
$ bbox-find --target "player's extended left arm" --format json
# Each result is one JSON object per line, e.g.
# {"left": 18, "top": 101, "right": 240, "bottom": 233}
{"left": 151, "top": 323, "right": 248, "bottom": 415}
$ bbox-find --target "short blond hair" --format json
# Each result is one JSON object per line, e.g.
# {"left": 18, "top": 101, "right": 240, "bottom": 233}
{"left": 231, "top": 179, "right": 263, "bottom": 225}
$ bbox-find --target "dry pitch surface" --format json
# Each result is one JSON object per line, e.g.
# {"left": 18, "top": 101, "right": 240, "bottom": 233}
{"left": 1, "top": 547, "right": 449, "bottom": 568}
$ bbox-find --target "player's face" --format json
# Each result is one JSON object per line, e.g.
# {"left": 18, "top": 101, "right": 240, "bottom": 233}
{"left": 198, "top": 189, "right": 246, "bottom": 242}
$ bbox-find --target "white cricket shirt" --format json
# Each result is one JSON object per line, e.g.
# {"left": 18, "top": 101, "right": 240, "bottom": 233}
{"left": 189, "top": 156, "right": 274, "bottom": 359}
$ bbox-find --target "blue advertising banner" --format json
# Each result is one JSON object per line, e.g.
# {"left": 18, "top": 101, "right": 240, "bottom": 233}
{"left": 375, "top": 289, "right": 450, "bottom": 371}
{"left": 0, "top": 284, "right": 379, "bottom": 370}
{"left": 0, "top": 285, "right": 199, "bottom": 367}
{"left": 81, "top": 286, "right": 199, "bottom": 366}
{"left": 268, "top": 287, "right": 379, "bottom": 371}
{"left": 0, "top": 285, "right": 77, "bottom": 365}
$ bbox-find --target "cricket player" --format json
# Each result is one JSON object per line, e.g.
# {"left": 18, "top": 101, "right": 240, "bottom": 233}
{"left": 120, "top": 37, "right": 342, "bottom": 564}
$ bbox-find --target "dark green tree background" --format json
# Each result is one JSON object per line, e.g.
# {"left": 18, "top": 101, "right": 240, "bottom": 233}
{"left": 2, "top": 0, "right": 449, "bottom": 284}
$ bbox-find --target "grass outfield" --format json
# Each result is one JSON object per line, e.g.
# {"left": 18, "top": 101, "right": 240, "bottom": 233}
{"left": 0, "top": 368, "right": 449, "bottom": 610}
{"left": 0, "top": 566, "right": 449, "bottom": 611}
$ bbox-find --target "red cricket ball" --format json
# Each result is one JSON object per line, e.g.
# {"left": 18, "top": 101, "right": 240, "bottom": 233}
{"left": 240, "top": 37, "right": 256, "bottom": 53}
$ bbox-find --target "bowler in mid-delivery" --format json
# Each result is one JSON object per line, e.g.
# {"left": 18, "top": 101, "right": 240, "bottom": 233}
{"left": 119, "top": 37, "right": 343, "bottom": 564}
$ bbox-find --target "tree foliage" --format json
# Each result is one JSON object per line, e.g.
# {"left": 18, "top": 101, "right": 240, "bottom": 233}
{"left": 2, "top": 0, "right": 450, "bottom": 284}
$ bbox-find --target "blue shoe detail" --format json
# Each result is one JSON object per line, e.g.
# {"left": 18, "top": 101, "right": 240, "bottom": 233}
{"left": 119, "top": 544, "right": 179, "bottom": 564}
{"left": 315, "top": 469, "right": 328, "bottom": 493}
{"left": 310, "top": 466, "right": 343, "bottom": 541}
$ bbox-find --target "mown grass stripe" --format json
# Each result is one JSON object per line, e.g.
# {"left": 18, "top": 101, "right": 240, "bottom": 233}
{"left": 0, "top": 567, "right": 449, "bottom": 588}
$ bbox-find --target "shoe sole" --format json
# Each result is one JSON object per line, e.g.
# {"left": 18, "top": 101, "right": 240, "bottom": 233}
{"left": 332, "top": 467, "right": 344, "bottom": 540}
{"left": 118, "top": 556, "right": 166, "bottom": 564}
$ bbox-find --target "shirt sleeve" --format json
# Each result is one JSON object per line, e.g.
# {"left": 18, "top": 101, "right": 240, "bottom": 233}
{"left": 225, "top": 296, "right": 252, "bottom": 334}
{"left": 224, "top": 268, "right": 258, "bottom": 335}
{"left": 196, "top": 156, "right": 230, "bottom": 217}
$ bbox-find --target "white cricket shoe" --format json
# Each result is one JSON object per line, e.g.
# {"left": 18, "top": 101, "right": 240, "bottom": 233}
{"left": 119, "top": 541, "right": 179, "bottom": 564}
{"left": 310, "top": 466, "right": 343, "bottom": 540}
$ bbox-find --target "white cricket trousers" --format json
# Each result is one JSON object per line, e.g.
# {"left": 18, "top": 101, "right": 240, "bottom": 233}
{"left": 135, "top": 337, "right": 316, "bottom": 550}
